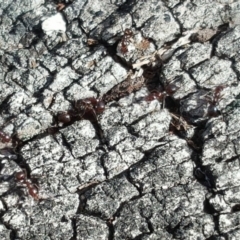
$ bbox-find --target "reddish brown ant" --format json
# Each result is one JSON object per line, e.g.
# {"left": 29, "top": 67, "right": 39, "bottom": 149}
{"left": 15, "top": 170, "right": 39, "bottom": 200}
{"left": 57, "top": 111, "right": 72, "bottom": 124}
{"left": 206, "top": 85, "right": 225, "bottom": 117}
{"left": 145, "top": 83, "right": 179, "bottom": 102}
{"left": 56, "top": 97, "right": 105, "bottom": 124}
{"left": 0, "top": 130, "right": 11, "bottom": 143}
{"left": 75, "top": 97, "right": 105, "bottom": 117}
{"left": 120, "top": 28, "right": 133, "bottom": 55}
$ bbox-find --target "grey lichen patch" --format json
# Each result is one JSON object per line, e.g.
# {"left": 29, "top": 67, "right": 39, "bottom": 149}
{"left": 132, "top": 1, "right": 180, "bottom": 48}
{"left": 64, "top": 0, "right": 88, "bottom": 22}
{"left": 151, "top": 185, "right": 213, "bottom": 239}
{"left": 114, "top": 194, "right": 159, "bottom": 239}
{"left": 7, "top": 91, "right": 35, "bottom": 115}
{"left": 199, "top": 108, "right": 240, "bottom": 217}
{"left": 190, "top": 56, "right": 237, "bottom": 88}
{"left": 219, "top": 212, "right": 240, "bottom": 234}
{"left": 84, "top": 175, "right": 139, "bottom": 218}
{"left": 2, "top": 0, "right": 240, "bottom": 239}
{"left": 77, "top": 150, "right": 106, "bottom": 189}
{"left": 177, "top": 42, "right": 212, "bottom": 70}
{"left": 169, "top": 215, "right": 215, "bottom": 239}
{"left": 216, "top": 25, "right": 240, "bottom": 59}
{"left": 49, "top": 66, "right": 80, "bottom": 92}
{"left": 72, "top": 54, "right": 128, "bottom": 95}
{"left": 101, "top": 107, "right": 171, "bottom": 176}
{"left": 130, "top": 139, "right": 193, "bottom": 193}
{"left": 0, "top": 0, "right": 45, "bottom": 49}
{"left": 224, "top": 186, "right": 240, "bottom": 210}
{"left": 40, "top": 54, "right": 68, "bottom": 73}
{"left": 60, "top": 120, "right": 99, "bottom": 158}
{"left": 100, "top": 92, "right": 164, "bottom": 129}
{"left": 2, "top": 209, "right": 28, "bottom": 235}
{"left": 20, "top": 134, "right": 105, "bottom": 196}
{"left": 0, "top": 224, "right": 11, "bottom": 240}
{"left": 55, "top": 38, "right": 87, "bottom": 59}
{"left": 173, "top": 1, "right": 227, "bottom": 30}
{"left": 20, "top": 66, "right": 50, "bottom": 93}
{"left": 155, "top": 183, "right": 207, "bottom": 220}
{"left": 45, "top": 91, "right": 71, "bottom": 111}
{"left": 71, "top": 46, "right": 107, "bottom": 75}
{"left": 3, "top": 194, "right": 78, "bottom": 239}
{"left": 201, "top": 112, "right": 240, "bottom": 191}
{"left": 96, "top": 61, "right": 128, "bottom": 95}
{"left": 14, "top": 105, "right": 52, "bottom": 141}
{"left": 132, "top": 110, "right": 171, "bottom": 141}
{"left": 76, "top": 215, "right": 109, "bottom": 240}
{"left": 90, "top": 12, "right": 133, "bottom": 44}
{"left": 104, "top": 140, "right": 144, "bottom": 178}
{"left": 20, "top": 135, "right": 70, "bottom": 194}
{"left": 77, "top": 0, "right": 118, "bottom": 32}
{"left": 65, "top": 84, "right": 97, "bottom": 102}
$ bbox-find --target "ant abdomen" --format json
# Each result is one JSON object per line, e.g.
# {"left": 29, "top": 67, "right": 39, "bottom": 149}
{"left": 0, "top": 131, "right": 11, "bottom": 143}
{"left": 165, "top": 83, "right": 179, "bottom": 95}
{"left": 95, "top": 99, "right": 105, "bottom": 114}
{"left": 57, "top": 111, "right": 72, "bottom": 123}
{"left": 15, "top": 171, "right": 40, "bottom": 200}
{"left": 208, "top": 105, "right": 220, "bottom": 117}
{"left": 144, "top": 91, "right": 159, "bottom": 102}
{"left": 25, "top": 180, "right": 39, "bottom": 200}
{"left": 206, "top": 85, "right": 225, "bottom": 118}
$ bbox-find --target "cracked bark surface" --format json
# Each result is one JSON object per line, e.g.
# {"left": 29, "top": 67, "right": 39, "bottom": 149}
{"left": 1, "top": 0, "right": 240, "bottom": 239}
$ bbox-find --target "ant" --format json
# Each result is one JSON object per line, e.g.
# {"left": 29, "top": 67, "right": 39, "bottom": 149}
{"left": 145, "top": 83, "right": 179, "bottom": 102}
{"left": 0, "top": 130, "right": 11, "bottom": 143}
{"left": 15, "top": 170, "right": 39, "bottom": 201}
{"left": 75, "top": 97, "right": 105, "bottom": 116}
{"left": 120, "top": 28, "right": 133, "bottom": 55}
{"left": 56, "top": 97, "right": 105, "bottom": 124}
{"left": 206, "top": 85, "right": 225, "bottom": 117}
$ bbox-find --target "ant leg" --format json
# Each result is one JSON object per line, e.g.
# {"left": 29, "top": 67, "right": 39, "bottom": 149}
{"left": 162, "top": 95, "right": 166, "bottom": 109}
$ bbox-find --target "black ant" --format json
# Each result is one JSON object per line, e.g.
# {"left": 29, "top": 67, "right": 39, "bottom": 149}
{"left": 145, "top": 83, "right": 179, "bottom": 102}
{"left": 56, "top": 97, "right": 105, "bottom": 124}
{"left": 120, "top": 28, "right": 133, "bottom": 55}
{"left": 206, "top": 85, "right": 225, "bottom": 117}
{"left": 15, "top": 171, "right": 39, "bottom": 201}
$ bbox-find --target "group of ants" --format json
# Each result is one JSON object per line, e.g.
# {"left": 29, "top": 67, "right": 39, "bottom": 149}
{"left": 0, "top": 83, "right": 225, "bottom": 200}
{"left": 0, "top": 28, "right": 225, "bottom": 201}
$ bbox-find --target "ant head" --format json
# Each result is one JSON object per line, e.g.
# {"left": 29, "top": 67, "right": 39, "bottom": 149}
{"left": 165, "top": 83, "right": 180, "bottom": 96}
{"left": 95, "top": 99, "right": 105, "bottom": 114}
{"left": 15, "top": 171, "right": 27, "bottom": 183}
{"left": 124, "top": 28, "right": 133, "bottom": 36}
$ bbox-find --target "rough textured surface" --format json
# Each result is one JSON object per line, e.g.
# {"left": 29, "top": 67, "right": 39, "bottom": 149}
{"left": 1, "top": 0, "right": 240, "bottom": 239}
